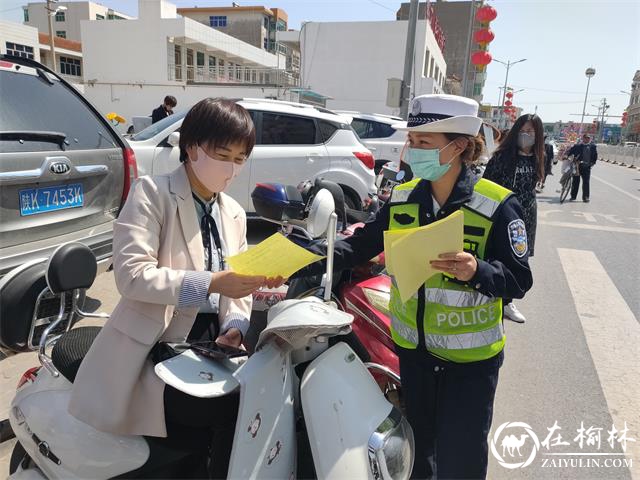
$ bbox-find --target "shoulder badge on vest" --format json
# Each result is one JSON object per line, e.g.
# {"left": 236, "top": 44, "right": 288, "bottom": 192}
{"left": 508, "top": 219, "right": 528, "bottom": 258}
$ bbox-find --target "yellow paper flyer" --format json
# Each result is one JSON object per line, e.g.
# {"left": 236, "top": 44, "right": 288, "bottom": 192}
{"left": 226, "top": 232, "right": 324, "bottom": 279}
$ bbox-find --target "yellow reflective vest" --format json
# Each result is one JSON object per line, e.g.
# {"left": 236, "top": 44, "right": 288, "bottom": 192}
{"left": 388, "top": 177, "right": 512, "bottom": 362}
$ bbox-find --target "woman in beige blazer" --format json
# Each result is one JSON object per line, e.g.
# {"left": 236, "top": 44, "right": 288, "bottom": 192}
{"left": 69, "top": 99, "right": 282, "bottom": 464}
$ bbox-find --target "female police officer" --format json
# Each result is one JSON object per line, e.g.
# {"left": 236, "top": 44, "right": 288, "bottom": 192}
{"left": 300, "top": 94, "right": 532, "bottom": 479}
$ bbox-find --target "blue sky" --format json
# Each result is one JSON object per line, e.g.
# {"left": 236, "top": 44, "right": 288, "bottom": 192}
{"left": 2, "top": 0, "right": 638, "bottom": 123}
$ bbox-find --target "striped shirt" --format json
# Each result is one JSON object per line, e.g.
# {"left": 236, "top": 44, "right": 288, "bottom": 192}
{"left": 177, "top": 193, "right": 248, "bottom": 336}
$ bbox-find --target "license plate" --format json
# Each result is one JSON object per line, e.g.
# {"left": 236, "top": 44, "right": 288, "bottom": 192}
{"left": 19, "top": 184, "right": 84, "bottom": 216}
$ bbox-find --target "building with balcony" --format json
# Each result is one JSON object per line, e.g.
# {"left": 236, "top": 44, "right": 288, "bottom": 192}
{"left": 79, "top": 0, "right": 297, "bottom": 129}
{"left": 23, "top": 1, "right": 132, "bottom": 43}
{"left": 177, "top": 5, "right": 300, "bottom": 82}
{"left": 279, "top": 19, "right": 446, "bottom": 116}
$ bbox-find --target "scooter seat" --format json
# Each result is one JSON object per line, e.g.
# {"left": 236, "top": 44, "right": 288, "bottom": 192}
{"left": 51, "top": 326, "right": 101, "bottom": 383}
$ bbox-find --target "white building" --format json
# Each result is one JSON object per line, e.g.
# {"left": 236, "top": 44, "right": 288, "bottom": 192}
{"left": 0, "top": 20, "right": 40, "bottom": 62}
{"left": 1, "top": 20, "right": 83, "bottom": 85}
{"left": 23, "top": 1, "right": 132, "bottom": 42}
{"left": 278, "top": 20, "right": 447, "bottom": 115}
{"left": 80, "top": 0, "right": 296, "bottom": 128}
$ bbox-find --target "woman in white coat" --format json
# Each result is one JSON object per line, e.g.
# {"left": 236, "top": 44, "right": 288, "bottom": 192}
{"left": 69, "top": 98, "right": 282, "bottom": 477}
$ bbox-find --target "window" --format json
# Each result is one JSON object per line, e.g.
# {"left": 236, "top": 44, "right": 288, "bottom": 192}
{"left": 208, "top": 55, "right": 216, "bottom": 67}
{"left": 318, "top": 120, "right": 339, "bottom": 142}
{"left": 5, "top": 42, "right": 34, "bottom": 59}
{"left": 277, "top": 19, "right": 287, "bottom": 31}
{"left": 96, "top": 13, "right": 104, "bottom": 20}
{"left": 56, "top": 31, "right": 66, "bottom": 38}
{"left": 209, "top": 16, "right": 227, "bottom": 27}
{"left": 263, "top": 38, "right": 268, "bottom": 50}
{"left": 0, "top": 66, "right": 119, "bottom": 152}
{"left": 473, "top": 83, "right": 482, "bottom": 97}
{"left": 196, "top": 51, "right": 205, "bottom": 66}
{"left": 351, "top": 119, "right": 395, "bottom": 139}
{"left": 261, "top": 113, "right": 317, "bottom": 145}
{"left": 424, "top": 49, "right": 431, "bottom": 76}
{"left": 264, "top": 16, "right": 269, "bottom": 29}
{"left": 132, "top": 111, "right": 187, "bottom": 142}
{"left": 23, "top": 8, "right": 29, "bottom": 22}
{"left": 59, "top": 56, "right": 81, "bottom": 76}
{"left": 55, "top": 10, "right": 65, "bottom": 22}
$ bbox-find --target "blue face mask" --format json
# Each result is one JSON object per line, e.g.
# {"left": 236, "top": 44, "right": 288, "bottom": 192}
{"left": 405, "top": 141, "right": 456, "bottom": 181}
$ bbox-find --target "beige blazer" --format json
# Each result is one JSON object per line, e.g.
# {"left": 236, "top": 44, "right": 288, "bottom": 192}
{"left": 68, "top": 165, "right": 251, "bottom": 437}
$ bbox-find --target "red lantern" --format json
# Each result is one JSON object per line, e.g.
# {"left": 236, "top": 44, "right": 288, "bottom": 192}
{"left": 471, "top": 51, "right": 492, "bottom": 71}
{"left": 473, "top": 28, "right": 495, "bottom": 46}
{"left": 505, "top": 91, "right": 513, "bottom": 99}
{"left": 622, "top": 111, "right": 628, "bottom": 127}
{"left": 476, "top": 5, "right": 498, "bottom": 23}
{"left": 505, "top": 100, "right": 513, "bottom": 107}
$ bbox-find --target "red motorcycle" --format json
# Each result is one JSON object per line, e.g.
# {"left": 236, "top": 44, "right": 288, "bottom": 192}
{"left": 251, "top": 179, "right": 401, "bottom": 394}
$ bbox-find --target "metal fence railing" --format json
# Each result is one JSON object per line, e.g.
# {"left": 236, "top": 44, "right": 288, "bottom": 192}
{"left": 598, "top": 145, "right": 640, "bottom": 169}
{"left": 168, "top": 64, "right": 299, "bottom": 87}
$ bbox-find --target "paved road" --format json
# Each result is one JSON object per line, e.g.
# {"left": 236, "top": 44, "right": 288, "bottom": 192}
{"left": 487, "top": 161, "right": 640, "bottom": 479}
{"left": 1, "top": 162, "right": 638, "bottom": 479}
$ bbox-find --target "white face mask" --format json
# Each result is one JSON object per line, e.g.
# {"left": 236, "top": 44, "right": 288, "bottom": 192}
{"left": 518, "top": 132, "right": 536, "bottom": 149}
{"left": 189, "top": 147, "right": 244, "bottom": 193}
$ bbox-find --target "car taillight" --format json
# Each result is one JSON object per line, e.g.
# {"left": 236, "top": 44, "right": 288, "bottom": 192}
{"left": 17, "top": 366, "right": 41, "bottom": 389}
{"left": 353, "top": 151, "right": 375, "bottom": 170}
{"left": 121, "top": 147, "right": 139, "bottom": 207}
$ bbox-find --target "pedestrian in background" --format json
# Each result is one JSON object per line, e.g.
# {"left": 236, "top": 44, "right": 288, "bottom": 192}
{"left": 152, "top": 95, "right": 177, "bottom": 124}
{"left": 566, "top": 133, "right": 598, "bottom": 202}
{"left": 537, "top": 135, "right": 555, "bottom": 192}
{"left": 483, "top": 114, "right": 544, "bottom": 324}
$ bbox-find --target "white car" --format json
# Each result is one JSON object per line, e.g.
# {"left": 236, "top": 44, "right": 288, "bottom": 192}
{"left": 128, "top": 99, "right": 376, "bottom": 213}
{"left": 335, "top": 111, "right": 408, "bottom": 172}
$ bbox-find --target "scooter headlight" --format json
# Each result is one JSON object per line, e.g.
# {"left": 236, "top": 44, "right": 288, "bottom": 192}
{"left": 368, "top": 407, "right": 414, "bottom": 480}
{"left": 362, "top": 288, "right": 391, "bottom": 318}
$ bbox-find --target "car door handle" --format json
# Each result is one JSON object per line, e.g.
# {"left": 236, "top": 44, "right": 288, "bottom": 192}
{"left": 392, "top": 147, "right": 400, "bottom": 153}
{"left": 307, "top": 153, "right": 321, "bottom": 163}
{"left": 369, "top": 147, "right": 377, "bottom": 152}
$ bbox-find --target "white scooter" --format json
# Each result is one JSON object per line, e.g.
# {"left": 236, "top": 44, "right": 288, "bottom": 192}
{"left": 7, "top": 188, "right": 414, "bottom": 479}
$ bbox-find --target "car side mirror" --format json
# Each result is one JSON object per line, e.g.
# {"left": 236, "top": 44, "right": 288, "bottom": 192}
{"left": 167, "top": 131, "right": 180, "bottom": 148}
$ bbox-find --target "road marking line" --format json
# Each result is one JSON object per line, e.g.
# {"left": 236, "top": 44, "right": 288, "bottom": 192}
{"left": 591, "top": 174, "right": 640, "bottom": 202}
{"left": 558, "top": 248, "right": 640, "bottom": 477}
{"left": 539, "top": 221, "right": 640, "bottom": 235}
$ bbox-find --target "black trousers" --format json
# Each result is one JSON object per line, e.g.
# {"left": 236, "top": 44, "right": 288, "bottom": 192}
{"left": 397, "top": 347, "right": 503, "bottom": 480}
{"left": 571, "top": 163, "right": 591, "bottom": 200}
{"left": 160, "top": 313, "right": 237, "bottom": 479}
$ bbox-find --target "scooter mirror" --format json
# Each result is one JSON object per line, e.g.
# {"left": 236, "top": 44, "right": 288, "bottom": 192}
{"left": 167, "top": 131, "right": 180, "bottom": 148}
{"left": 307, "top": 188, "right": 335, "bottom": 238}
{"left": 396, "top": 170, "right": 406, "bottom": 182}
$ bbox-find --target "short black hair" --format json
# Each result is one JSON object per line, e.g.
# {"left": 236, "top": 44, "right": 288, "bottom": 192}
{"left": 164, "top": 95, "right": 177, "bottom": 107}
{"left": 179, "top": 98, "right": 256, "bottom": 163}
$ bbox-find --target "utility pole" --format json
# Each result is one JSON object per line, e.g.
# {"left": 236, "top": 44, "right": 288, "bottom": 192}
{"left": 494, "top": 59, "right": 526, "bottom": 129}
{"left": 399, "top": 0, "right": 419, "bottom": 119}
{"left": 46, "top": 0, "right": 57, "bottom": 72}
{"left": 579, "top": 67, "right": 596, "bottom": 135}
{"left": 461, "top": 0, "right": 476, "bottom": 98}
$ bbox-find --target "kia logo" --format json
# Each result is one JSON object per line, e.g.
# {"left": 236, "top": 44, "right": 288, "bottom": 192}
{"left": 50, "top": 162, "right": 71, "bottom": 174}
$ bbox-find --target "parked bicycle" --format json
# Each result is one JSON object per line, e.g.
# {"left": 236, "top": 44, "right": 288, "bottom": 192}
{"left": 559, "top": 155, "right": 579, "bottom": 203}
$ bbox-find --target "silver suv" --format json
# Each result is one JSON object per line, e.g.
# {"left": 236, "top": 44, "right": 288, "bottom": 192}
{"left": 0, "top": 55, "right": 137, "bottom": 354}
